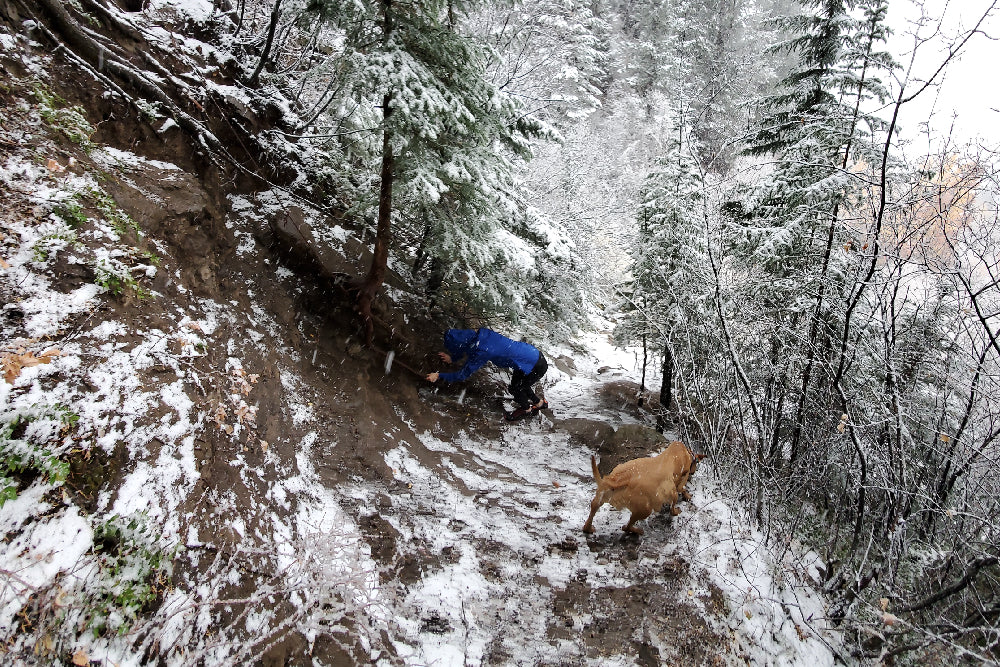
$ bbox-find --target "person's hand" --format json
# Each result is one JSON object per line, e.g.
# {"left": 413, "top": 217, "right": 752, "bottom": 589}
{"left": 426, "top": 372, "right": 439, "bottom": 382}
{"left": 438, "top": 352, "right": 452, "bottom": 364}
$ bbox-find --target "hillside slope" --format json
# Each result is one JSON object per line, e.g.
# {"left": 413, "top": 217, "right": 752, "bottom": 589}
{"left": 0, "top": 2, "right": 853, "bottom": 665}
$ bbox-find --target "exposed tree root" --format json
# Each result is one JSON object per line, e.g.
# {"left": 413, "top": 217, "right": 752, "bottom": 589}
{"left": 26, "top": 0, "right": 223, "bottom": 155}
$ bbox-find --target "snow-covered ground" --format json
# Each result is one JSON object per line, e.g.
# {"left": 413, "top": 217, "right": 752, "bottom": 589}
{"left": 348, "top": 329, "right": 850, "bottom": 665}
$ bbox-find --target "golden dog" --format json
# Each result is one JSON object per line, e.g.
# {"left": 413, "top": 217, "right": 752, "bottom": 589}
{"left": 665, "top": 439, "right": 705, "bottom": 502}
{"left": 582, "top": 441, "right": 704, "bottom": 535}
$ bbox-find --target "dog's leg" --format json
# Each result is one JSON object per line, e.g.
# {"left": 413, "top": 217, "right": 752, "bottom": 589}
{"left": 582, "top": 494, "right": 604, "bottom": 533}
{"left": 663, "top": 487, "right": 680, "bottom": 516}
{"left": 622, "top": 513, "right": 646, "bottom": 535}
{"left": 622, "top": 504, "right": 651, "bottom": 535}
{"left": 677, "top": 468, "right": 693, "bottom": 501}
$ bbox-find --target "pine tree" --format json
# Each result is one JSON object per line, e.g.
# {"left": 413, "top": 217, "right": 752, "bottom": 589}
{"left": 306, "top": 0, "right": 553, "bottom": 337}
{"left": 472, "top": 0, "right": 609, "bottom": 124}
{"left": 736, "top": 0, "right": 894, "bottom": 466}
{"left": 618, "top": 115, "right": 709, "bottom": 423}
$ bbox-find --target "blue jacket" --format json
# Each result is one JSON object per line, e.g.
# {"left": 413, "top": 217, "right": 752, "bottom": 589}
{"left": 438, "top": 328, "right": 541, "bottom": 382}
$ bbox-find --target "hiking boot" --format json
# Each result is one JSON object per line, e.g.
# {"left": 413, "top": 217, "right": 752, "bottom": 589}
{"left": 505, "top": 406, "right": 532, "bottom": 422}
{"left": 530, "top": 399, "right": 549, "bottom": 413}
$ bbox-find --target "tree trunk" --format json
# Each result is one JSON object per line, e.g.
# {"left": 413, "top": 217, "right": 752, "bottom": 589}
{"left": 657, "top": 346, "right": 672, "bottom": 432}
{"left": 639, "top": 333, "right": 647, "bottom": 406}
{"left": 248, "top": 0, "right": 283, "bottom": 88}
{"left": 412, "top": 219, "right": 431, "bottom": 276}
{"left": 357, "top": 91, "right": 393, "bottom": 346}
{"left": 355, "top": 0, "right": 394, "bottom": 346}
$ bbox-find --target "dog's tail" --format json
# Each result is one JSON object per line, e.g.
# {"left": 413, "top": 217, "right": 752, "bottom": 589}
{"left": 590, "top": 455, "right": 602, "bottom": 482}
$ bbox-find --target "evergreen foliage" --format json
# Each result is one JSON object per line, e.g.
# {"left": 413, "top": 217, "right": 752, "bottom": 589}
{"left": 615, "top": 0, "right": 1000, "bottom": 659}
{"left": 616, "top": 117, "right": 711, "bottom": 415}
{"left": 300, "top": 0, "right": 579, "bottom": 326}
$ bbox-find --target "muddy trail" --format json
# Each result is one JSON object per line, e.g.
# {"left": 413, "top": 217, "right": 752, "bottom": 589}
{"left": 0, "top": 41, "right": 725, "bottom": 666}
{"left": 347, "top": 339, "right": 735, "bottom": 666}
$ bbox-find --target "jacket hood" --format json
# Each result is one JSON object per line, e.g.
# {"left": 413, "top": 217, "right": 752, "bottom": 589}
{"left": 444, "top": 329, "right": 478, "bottom": 357}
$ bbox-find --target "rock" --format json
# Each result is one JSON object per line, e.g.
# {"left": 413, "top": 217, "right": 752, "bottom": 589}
{"left": 596, "top": 423, "right": 669, "bottom": 474}
{"left": 553, "top": 354, "right": 576, "bottom": 376}
{"left": 557, "top": 418, "right": 615, "bottom": 447}
{"left": 268, "top": 207, "right": 406, "bottom": 291}
{"left": 608, "top": 423, "right": 666, "bottom": 448}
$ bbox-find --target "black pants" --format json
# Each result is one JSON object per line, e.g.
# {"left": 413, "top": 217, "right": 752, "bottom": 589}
{"left": 510, "top": 353, "right": 547, "bottom": 408}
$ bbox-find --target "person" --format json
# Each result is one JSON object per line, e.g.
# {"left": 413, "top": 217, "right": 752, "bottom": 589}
{"left": 426, "top": 328, "right": 548, "bottom": 421}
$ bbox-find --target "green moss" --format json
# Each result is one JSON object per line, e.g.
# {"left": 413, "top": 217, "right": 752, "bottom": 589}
{"left": 88, "top": 188, "right": 141, "bottom": 238}
{"left": 83, "top": 512, "right": 177, "bottom": 636}
{"left": 32, "top": 228, "right": 78, "bottom": 263}
{"left": 32, "top": 84, "right": 94, "bottom": 149}
{"left": 93, "top": 257, "right": 153, "bottom": 300}
{"left": 53, "top": 196, "right": 88, "bottom": 228}
{"left": 0, "top": 407, "right": 73, "bottom": 508}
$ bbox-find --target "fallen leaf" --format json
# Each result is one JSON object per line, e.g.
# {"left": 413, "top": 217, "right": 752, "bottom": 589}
{"left": 72, "top": 648, "right": 88, "bottom": 665}
{"left": 1, "top": 348, "right": 62, "bottom": 384}
{"left": 46, "top": 158, "right": 65, "bottom": 173}
{"left": 940, "top": 433, "right": 951, "bottom": 443}
{"left": 880, "top": 597, "right": 889, "bottom": 611}
{"left": 883, "top": 612, "right": 898, "bottom": 626}
{"left": 0, "top": 257, "right": 9, "bottom": 269}
{"left": 234, "top": 403, "right": 257, "bottom": 424}
{"left": 259, "top": 439, "right": 269, "bottom": 452}
{"left": 552, "top": 481, "right": 561, "bottom": 488}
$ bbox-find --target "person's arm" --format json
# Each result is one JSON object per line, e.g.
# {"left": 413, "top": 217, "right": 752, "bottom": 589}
{"left": 438, "top": 353, "right": 487, "bottom": 382}
{"left": 426, "top": 351, "right": 457, "bottom": 382}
